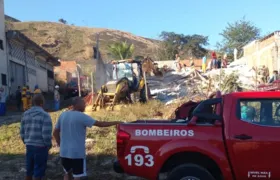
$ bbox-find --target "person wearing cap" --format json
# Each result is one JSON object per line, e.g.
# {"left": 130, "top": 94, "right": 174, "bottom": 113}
{"left": 22, "top": 86, "right": 28, "bottom": 111}
{"left": 54, "top": 85, "right": 60, "bottom": 111}
{"left": 34, "top": 85, "right": 42, "bottom": 94}
{"left": 210, "top": 52, "right": 218, "bottom": 70}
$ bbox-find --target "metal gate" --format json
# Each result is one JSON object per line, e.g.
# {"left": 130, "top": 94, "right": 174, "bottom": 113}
{"left": 10, "top": 61, "right": 25, "bottom": 94}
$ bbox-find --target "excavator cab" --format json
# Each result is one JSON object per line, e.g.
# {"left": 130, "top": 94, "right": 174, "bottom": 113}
{"left": 92, "top": 59, "right": 149, "bottom": 111}
{"left": 112, "top": 61, "right": 142, "bottom": 88}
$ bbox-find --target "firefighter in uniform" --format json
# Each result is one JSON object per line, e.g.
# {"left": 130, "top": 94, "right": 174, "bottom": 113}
{"left": 33, "top": 85, "right": 42, "bottom": 94}
{"left": 26, "top": 86, "right": 32, "bottom": 109}
{"left": 21, "top": 86, "right": 28, "bottom": 111}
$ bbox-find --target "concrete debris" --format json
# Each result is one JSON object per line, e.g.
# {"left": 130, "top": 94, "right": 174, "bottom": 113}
{"left": 148, "top": 60, "right": 257, "bottom": 104}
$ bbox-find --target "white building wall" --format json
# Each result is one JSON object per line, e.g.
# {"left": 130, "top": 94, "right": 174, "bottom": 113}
{"left": 36, "top": 57, "right": 48, "bottom": 92}
{"left": 0, "top": 0, "right": 8, "bottom": 93}
{"left": 46, "top": 63, "right": 55, "bottom": 92}
{"left": 7, "top": 40, "right": 55, "bottom": 94}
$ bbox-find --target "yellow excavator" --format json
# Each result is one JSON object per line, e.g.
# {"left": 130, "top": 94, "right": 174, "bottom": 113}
{"left": 92, "top": 58, "right": 153, "bottom": 111}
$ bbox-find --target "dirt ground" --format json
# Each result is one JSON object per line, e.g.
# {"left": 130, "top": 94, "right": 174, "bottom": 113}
{"left": 0, "top": 100, "right": 180, "bottom": 180}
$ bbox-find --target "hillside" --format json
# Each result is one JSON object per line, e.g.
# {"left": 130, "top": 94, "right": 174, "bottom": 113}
{"left": 6, "top": 21, "right": 160, "bottom": 61}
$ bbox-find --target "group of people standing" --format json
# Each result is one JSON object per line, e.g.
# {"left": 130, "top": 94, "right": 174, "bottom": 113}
{"left": 16, "top": 85, "right": 42, "bottom": 112}
{"left": 174, "top": 54, "right": 195, "bottom": 72}
{"left": 174, "top": 52, "right": 279, "bottom": 86}
{"left": 16, "top": 85, "right": 61, "bottom": 112}
{"left": 258, "top": 66, "right": 279, "bottom": 84}
{"left": 207, "top": 52, "right": 228, "bottom": 71}
{"left": 174, "top": 51, "right": 228, "bottom": 73}
{"left": 21, "top": 95, "right": 122, "bottom": 180}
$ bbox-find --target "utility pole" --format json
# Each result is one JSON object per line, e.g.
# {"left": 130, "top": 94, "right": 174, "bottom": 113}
{"left": 91, "top": 33, "right": 100, "bottom": 96}
{"left": 77, "top": 64, "right": 81, "bottom": 97}
{"left": 96, "top": 33, "right": 100, "bottom": 61}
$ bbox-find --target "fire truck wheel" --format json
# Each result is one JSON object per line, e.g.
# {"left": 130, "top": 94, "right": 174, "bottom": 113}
{"left": 167, "top": 163, "right": 215, "bottom": 180}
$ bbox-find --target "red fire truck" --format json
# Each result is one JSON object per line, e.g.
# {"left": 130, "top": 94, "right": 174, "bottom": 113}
{"left": 257, "top": 80, "right": 280, "bottom": 91}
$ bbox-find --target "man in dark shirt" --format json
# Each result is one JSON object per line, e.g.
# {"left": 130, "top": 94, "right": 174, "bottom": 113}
{"left": 16, "top": 86, "right": 21, "bottom": 111}
{"left": 269, "top": 70, "right": 279, "bottom": 83}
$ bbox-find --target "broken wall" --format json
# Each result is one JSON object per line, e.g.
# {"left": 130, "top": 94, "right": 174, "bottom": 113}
{"left": 94, "top": 57, "right": 110, "bottom": 90}
{"left": 243, "top": 34, "right": 280, "bottom": 75}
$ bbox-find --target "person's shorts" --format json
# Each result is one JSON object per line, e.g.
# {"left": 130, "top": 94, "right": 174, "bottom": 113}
{"left": 61, "top": 157, "right": 87, "bottom": 178}
{"left": 26, "top": 145, "right": 49, "bottom": 178}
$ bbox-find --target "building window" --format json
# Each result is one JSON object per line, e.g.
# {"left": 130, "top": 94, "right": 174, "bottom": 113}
{"left": 0, "top": 40, "right": 4, "bottom": 50}
{"left": 1, "top": 74, "right": 7, "bottom": 86}
{"left": 47, "top": 70, "right": 54, "bottom": 79}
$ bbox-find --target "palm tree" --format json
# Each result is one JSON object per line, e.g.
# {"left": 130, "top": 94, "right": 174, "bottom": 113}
{"left": 107, "top": 41, "right": 135, "bottom": 60}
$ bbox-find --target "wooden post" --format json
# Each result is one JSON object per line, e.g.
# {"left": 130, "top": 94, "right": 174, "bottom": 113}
{"left": 91, "top": 71, "right": 94, "bottom": 102}
{"left": 77, "top": 66, "right": 81, "bottom": 97}
{"left": 143, "top": 71, "right": 149, "bottom": 101}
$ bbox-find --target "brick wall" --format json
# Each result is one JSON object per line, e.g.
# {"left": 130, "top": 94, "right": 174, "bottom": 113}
{"left": 155, "top": 59, "right": 211, "bottom": 70}
{"left": 54, "top": 60, "right": 77, "bottom": 82}
{"left": 243, "top": 33, "right": 280, "bottom": 75}
{"left": 259, "top": 35, "right": 275, "bottom": 49}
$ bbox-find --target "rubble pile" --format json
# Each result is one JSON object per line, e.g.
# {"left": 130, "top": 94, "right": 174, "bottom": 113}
{"left": 147, "top": 69, "right": 208, "bottom": 104}
{"left": 148, "top": 60, "right": 257, "bottom": 104}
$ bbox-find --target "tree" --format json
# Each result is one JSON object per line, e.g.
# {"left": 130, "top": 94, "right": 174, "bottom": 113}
{"left": 156, "top": 31, "right": 209, "bottom": 60}
{"left": 155, "top": 42, "right": 174, "bottom": 60}
{"left": 58, "top": 18, "right": 67, "bottom": 24}
{"left": 217, "top": 18, "right": 260, "bottom": 58}
{"left": 107, "top": 41, "right": 135, "bottom": 60}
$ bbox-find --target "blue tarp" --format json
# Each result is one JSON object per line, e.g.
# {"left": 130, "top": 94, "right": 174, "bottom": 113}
{"left": 0, "top": 103, "right": 6, "bottom": 116}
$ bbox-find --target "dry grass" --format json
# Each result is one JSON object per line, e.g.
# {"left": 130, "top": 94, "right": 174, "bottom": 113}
{"left": 6, "top": 21, "right": 159, "bottom": 60}
{"left": 0, "top": 100, "right": 180, "bottom": 180}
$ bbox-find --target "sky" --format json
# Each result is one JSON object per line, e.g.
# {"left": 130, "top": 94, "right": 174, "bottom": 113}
{"left": 4, "top": 0, "right": 280, "bottom": 49}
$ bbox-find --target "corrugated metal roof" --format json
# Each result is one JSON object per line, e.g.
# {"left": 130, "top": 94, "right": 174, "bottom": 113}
{"left": 6, "top": 30, "right": 60, "bottom": 66}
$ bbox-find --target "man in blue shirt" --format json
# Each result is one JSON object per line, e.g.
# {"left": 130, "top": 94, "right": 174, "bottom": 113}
{"left": 53, "top": 97, "right": 123, "bottom": 180}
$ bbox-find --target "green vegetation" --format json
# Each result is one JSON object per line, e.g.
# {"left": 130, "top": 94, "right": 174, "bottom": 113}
{"left": 216, "top": 17, "right": 261, "bottom": 58}
{"left": 107, "top": 41, "right": 135, "bottom": 60}
{"left": 156, "top": 31, "right": 209, "bottom": 60}
{"left": 212, "top": 70, "right": 242, "bottom": 93}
